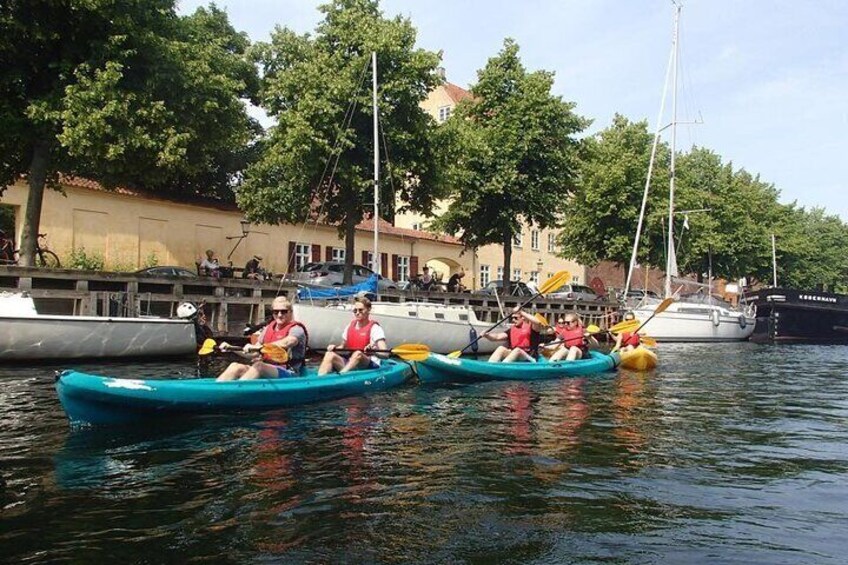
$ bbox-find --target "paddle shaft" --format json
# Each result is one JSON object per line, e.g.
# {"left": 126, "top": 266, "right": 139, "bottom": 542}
{"left": 457, "top": 296, "right": 550, "bottom": 356}
{"left": 630, "top": 297, "right": 674, "bottom": 336}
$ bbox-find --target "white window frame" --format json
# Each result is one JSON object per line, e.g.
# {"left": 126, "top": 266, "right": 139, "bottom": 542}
{"left": 530, "top": 271, "right": 539, "bottom": 283}
{"left": 331, "top": 247, "right": 346, "bottom": 262}
{"left": 438, "top": 105, "right": 452, "bottom": 123}
{"left": 397, "top": 255, "right": 410, "bottom": 283}
{"left": 512, "top": 268, "right": 521, "bottom": 281}
{"left": 513, "top": 231, "right": 523, "bottom": 248}
{"left": 294, "top": 243, "right": 311, "bottom": 271}
{"left": 531, "top": 230, "right": 540, "bottom": 250}
{"left": 547, "top": 232, "right": 556, "bottom": 253}
{"left": 496, "top": 266, "right": 504, "bottom": 280}
{"left": 366, "top": 252, "right": 375, "bottom": 272}
{"left": 480, "top": 264, "right": 490, "bottom": 287}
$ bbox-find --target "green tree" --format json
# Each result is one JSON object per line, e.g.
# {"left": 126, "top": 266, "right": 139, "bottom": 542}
{"left": 558, "top": 114, "right": 668, "bottom": 279}
{"left": 0, "top": 1, "right": 257, "bottom": 265}
{"left": 239, "top": 0, "right": 443, "bottom": 283}
{"left": 434, "top": 39, "right": 588, "bottom": 291}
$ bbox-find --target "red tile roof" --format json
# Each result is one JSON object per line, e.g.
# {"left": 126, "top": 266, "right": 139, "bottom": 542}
{"left": 443, "top": 82, "right": 472, "bottom": 104}
{"left": 357, "top": 217, "right": 462, "bottom": 246}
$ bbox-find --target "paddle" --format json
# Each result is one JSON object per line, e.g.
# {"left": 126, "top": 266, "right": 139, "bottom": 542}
{"left": 311, "top": 343, "right": 430, "bottom": 362}
{"left": 608, "top": 319, "right": 641, "bottom": 334}
{"left": 447, "top": 270, "right": 571, "bottom": 358}
{"left": 631, "top": 297, "right": 674, "bottom": 335}
{"left": 198, "top": 339, "right": 289, "bottom": 364}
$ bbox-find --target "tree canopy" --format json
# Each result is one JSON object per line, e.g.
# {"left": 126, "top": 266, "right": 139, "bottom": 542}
{"left": 0, "top": 1, "right": 258, "bottom": 264}
{"left": 238, "top": 0, "right": 443, "bottom": 281}
{"left": 433, "top": 38, "right": 589, "bottom": 289}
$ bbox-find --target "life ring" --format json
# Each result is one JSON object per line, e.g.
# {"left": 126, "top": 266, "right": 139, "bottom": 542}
{"left": 738, "top": 314, "right": 747, "bottom": 329}
{"left": 710, "top": 310, "right": 720, "bottom": 327}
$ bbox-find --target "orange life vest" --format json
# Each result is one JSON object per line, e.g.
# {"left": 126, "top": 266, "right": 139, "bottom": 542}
{"left": 345, "top": 319, "right": 380, "bottom": 351}
{"left": 259, "top": 320, "right": 308, "bottom": 364}
{"left": 620, "top": 331, "right": 640, "bottom": 347}
{"left": 558, "top": 326, "right": 586, "bottom": 348}
{"left": 508, "top": 322, "right": 533, "bottom": 350}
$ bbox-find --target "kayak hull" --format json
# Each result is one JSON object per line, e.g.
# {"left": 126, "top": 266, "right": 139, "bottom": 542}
{"left": 56, "top": 361, "right": 413, "bottom": 426}
{"left": 415, "top": 350, "right": 620, "bottom": 384}
{"left": 618, "top": 346, "right": 658, "bottom": 371}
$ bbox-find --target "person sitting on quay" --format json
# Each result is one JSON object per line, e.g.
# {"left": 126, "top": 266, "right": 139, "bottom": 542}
{"left": 548, "top": 314, "right": 598, "bottom": 362}
{"left": 318, "top": 296, "right": 388, "bottom": 375}
{"left": 216, "top": 296, "right": 307, "bottom": 381}
{"left": 611, "top": 311, "right": 641, "bottom": 354}
{"left": 243, "top": 255, "right": 265, "bottom": 280}
{"left": 420, "top": 265, "right": 434, "bottom": 290}
{"left": 199, "top": 249, "right": 221, "bottom": 278}
{"left": 482, "top": 307, "right": 545, "bottom": 363}
{"left": 446, "top": 268, "right": 466, "bottom": 293}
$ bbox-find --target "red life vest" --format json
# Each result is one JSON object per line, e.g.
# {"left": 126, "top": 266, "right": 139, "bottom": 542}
{"left": 559, "top": 326, "right": 586, "bottom": 348}
{"left": 345, "top": 319, "right": 380, "bottom": 351}
{"left": 508, "top": 322, "right": 533, "bottom": 350}
{"left": 258, "top": 320, "right": 309, "bottom": 363}
{"left": 620, "top": 331, "right": 640, "bottom": 347}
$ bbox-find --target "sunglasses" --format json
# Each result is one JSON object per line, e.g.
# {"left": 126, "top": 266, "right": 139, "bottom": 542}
{"left": 564, "top": 320, "right": 576, "bottom": 324}
{"left": 352, "top": 308, "right": 367, "bottom": 313}
{"left": 556, "top": 320, "right": 566, "bottom": 325}
{"left": 272, "top": 309, "right": 289, "bottom": 315}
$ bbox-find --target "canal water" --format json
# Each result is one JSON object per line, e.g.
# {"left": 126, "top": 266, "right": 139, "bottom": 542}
{"left": 2, "top": 343, "right": 847, "bottom": 563}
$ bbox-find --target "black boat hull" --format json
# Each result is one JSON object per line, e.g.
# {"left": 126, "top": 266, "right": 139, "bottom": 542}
{"left": 749, "top": 288, "right": 848, "bottom": 344}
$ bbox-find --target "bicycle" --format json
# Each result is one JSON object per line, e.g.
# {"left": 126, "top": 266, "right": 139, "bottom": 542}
{"left": 2, "top": 232, "right": 62, "bottom": 268}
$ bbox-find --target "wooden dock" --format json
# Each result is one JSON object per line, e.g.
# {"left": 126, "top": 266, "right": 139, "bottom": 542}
{"left": 0, "top": 266, "right": 621, "bottom": 336}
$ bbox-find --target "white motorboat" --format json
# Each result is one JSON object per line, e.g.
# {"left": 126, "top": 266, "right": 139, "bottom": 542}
{"left": 294, "top": 300, "right": 500, "bottom": 354}
{"left": 0, "top": 292, "right": 197, "bottom": 360}
{"left": 622, "top": 5, "right": 754, "bottom": 342}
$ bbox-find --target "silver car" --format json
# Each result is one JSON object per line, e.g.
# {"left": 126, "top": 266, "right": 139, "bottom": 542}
{"left": 547, "top": 283, "right": 602, "bottom": 302}
{"left": 289, "top": 261, "right": 398, "bottom": 291}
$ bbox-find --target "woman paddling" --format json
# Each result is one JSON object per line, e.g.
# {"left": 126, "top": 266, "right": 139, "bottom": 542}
{"left": 548, "top": 314, "right": 598, "bottom": 362}
{"left": 482, "top": 307, "right": 545, "bottom": 363}
{"left": 611, "top": 311, "right": 641, "bottom": 353}
{"left": 318, "top": 297, "right": 388, "bottom": 375}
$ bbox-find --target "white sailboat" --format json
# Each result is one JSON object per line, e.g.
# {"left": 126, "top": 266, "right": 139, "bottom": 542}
{"left": 625, "top": 5, "right": 755, "bottom": 342}
{"left": 294, "top": 53, "right": 499, "bottom": 353}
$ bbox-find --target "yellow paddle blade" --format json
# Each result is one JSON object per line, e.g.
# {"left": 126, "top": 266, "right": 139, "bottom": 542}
{"left": 198, "top": 338, "right": 217, "bottom": 356}
{"left": 391, "top": 343, "right": 431, "bottom": 361}
{"left": 538, "top": 270, "right": 571, "bottom": 295}
{"left": 261, "top": 344, "right": 289, "bottom": 364}
{"left": 610, "top": 319, "right": 641, "bottom": 334}
{"left": 534, "top": 313, "right": 550, "bottom": 327}
{"left": 447, "top": 350, "right": 462, "bottom": 358}
{"left": 654, "top": 297, "right": 674, "bottom": 315}
{"left": 586, "top": 324, "right": 602, "bottom": 334}
{"left": 641, "top": 336, "right": 658, "bottom": 347}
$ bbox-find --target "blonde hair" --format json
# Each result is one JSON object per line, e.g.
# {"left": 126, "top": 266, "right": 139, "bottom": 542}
{"left": 272, "top": 296, "right": 292, "bottom": 310}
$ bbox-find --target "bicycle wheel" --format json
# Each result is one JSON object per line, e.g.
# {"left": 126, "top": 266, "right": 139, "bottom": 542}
{"left": 37, "top": 249, "right": 61, "bottom": 268}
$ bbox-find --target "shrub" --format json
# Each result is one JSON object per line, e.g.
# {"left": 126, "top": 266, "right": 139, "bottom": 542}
{"left": 67, "top": 247, "right": 105, "bottom": 271}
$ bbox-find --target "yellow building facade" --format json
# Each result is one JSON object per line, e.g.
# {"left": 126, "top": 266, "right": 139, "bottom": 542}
{"left": 0, "top": 178, "right": 466, "bottom": 283}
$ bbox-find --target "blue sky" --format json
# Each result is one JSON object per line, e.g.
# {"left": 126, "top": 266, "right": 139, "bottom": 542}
{"left": 178, "top": 0, "right": 846, "bottom": 220}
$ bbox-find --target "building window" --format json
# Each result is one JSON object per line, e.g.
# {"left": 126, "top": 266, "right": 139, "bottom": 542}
{"left": 572, "top": 275, "right": 579, "bottom": 283}
{"left": 295, "top": 243, "right": 311, "bottom": 271}
{"left": 547, "top": 233, "right": 556, "bottom": 253}
{"left": 366, "top": 252, "right": 375, "bottom": 272}
{"left": 397, "top": 255, "right": 410, "bottom": 283}
{"left": 547, "top": 272, "right": 555, "bottom": 280}
{"left": 480, "top": 264, "right": 490, "bottom": 287}
{"left": 513, "top": 268, "right": 521, "bottom": 281}
{"left": 332, "top": 247, "right": 345, "bottom": 262}
{"left": 496, "top": 266, "right": 504, "bottom": 280}
{"left": 531, "top": 230, "right": 539, "bottom": 250}
{"left": 411, "top": 222, "right": 422, "bottom": 231}
{"left": 530, "top": 271, "right": 539, "bottom": 283}
{"left": 513, "top": 231, "right": 523, "bottom": 248}
{"left": 438, "top": 106, "right": 452, "bottom": 123}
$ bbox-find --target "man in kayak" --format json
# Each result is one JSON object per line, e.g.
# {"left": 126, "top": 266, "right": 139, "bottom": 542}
{"left": 611, "top": 312, "right": 641, "bottom": 353}
{"left": 548, "top": 314, "right": 598, "bottom": 362}
{"left": 482, "top": 308, "right": 545, "bottom": 363}
{"left": 216, "top": 296, "right": 308, "bottom": 381}
{"left": 318, "top": 296, "right": 389, "bottom": 375}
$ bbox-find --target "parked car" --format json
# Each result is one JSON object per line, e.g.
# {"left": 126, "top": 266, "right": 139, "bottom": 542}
{"left": 548, "top": 283, "right": 602, "bottom": 302}
{"left": 620, "top": 288, "right": 660, "bottom": 301}
{"left": 135, "top": 266, "right": 198, "bottom": 278}
{"left": 288, "top": 261, "right": 398, "bottom": 291}
{"left": 476, "top": 279, "right": 534, "bottom": 297}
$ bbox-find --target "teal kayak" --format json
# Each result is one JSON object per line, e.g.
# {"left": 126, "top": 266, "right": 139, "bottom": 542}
{"left": 56, "top": 360, "right": 413, "bottom": 426}
{"left": 415, "top": 350, "right": 620, "bottom": 384}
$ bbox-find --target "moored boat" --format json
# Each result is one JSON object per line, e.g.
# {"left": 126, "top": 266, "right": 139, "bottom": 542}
{"left": 414, "top": 350, "right": 620, "bottom": 384}
{"left": 55, "top": 360, "right": 413, "bottom": 425}
{"left": 618, "top": 346, "right": 658, "bottom": 371}
{"left": 1, "top": 292, "right": 197, "bottom": 361}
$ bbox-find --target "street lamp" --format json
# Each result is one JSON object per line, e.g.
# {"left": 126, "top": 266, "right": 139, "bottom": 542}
{"left": 226, "top": 217, "right": 252, "bottom": 260}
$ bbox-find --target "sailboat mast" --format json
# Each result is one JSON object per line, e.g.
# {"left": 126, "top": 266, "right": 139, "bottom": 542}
{"left": 664, "top": 4, "right": 681, "bottom": 299}
{"left": 372, "top": 51, "right": 380, "bottom": 275}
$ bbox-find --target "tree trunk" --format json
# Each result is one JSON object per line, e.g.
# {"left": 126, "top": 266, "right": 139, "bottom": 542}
{"left": 19, "top": 141, "right": 50, "bottom": 267}
{"left": 343, "top": 215, "right": 356, "bottom": 285}
{"left": 502, "top": 229, "right": 512, "bottom": 295}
